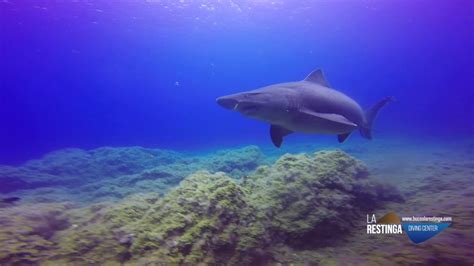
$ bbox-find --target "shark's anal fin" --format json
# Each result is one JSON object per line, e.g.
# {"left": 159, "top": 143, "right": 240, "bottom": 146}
{"left": 304, "top": 69, "right": 331, "bottom": 88}
{"left": 337, "top": 132, "right": 352, "bottom": 143}
{"left": 270, "top": 125, "right": 293, "bottom": 148}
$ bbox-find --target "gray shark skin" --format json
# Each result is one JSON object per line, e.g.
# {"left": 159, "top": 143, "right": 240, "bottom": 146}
{"left": 216, "top": 69, "right": 393, "bottom": 147}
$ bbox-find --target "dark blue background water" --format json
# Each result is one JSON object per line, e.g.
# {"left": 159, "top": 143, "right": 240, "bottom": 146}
{"left": 1, "top": 1, "right": 473, "bottom": 164}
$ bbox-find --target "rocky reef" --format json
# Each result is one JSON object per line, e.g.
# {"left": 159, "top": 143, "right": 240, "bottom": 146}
{"left": 0, "top": 145, "right": 264, "bottom": 202}
{"left": 0, "top": 202, "right": 72, "bottom": 264}
{"left": 243, "top": 150, "right": 401, "bottom": 248}
{"left": 0, "top": 148, "right": 402, "bottom": 265}
{"left": 2, "top": 142, "right": 473, "bottom": 265}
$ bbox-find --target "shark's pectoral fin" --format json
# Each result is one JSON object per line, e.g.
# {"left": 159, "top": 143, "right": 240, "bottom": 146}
{"left": 300, "top": 109, "right": 358, "bottom": 128}
{"left": 270, "top": 125, "right": 293, "bottom": 148}
{"left": 337, "top": 132, "right": 352, "bottom": 143}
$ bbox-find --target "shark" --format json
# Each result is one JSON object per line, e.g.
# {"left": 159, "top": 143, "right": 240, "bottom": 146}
{"left": 216, "top": 69, "right": 393, "bottom": 147}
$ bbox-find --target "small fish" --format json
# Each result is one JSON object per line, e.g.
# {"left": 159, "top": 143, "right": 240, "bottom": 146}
{"left": 1, "top": 197, "right": 20, "bottom": 204}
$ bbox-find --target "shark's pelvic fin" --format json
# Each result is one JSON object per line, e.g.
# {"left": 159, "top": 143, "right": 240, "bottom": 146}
{"left": 270, "top": 124, "right": 293, "bottom": 148}
{"left": 304, "top": 69, "right": 331, "bottom": 88}
{"left": 337, "top": 132, "right": 352, "bottom": 143}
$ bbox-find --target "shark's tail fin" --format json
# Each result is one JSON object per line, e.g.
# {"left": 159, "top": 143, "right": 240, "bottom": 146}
{"left": 360, "top": 96, "right": 395, "bottom": 139}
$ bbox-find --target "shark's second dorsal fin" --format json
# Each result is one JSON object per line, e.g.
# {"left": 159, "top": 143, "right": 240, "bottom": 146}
{"left": 304, "top": 69, "right": 331, "bottom": 88}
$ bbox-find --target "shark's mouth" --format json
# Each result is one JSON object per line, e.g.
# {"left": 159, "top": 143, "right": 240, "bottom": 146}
{"left": 216, "top": 96, "right": 260, "bottom": 114}
{"left": 216, "top": 97, "right": 239, "bottom": 110}
{"left": 239, "top": 104, "right": 259, "bottom": 114}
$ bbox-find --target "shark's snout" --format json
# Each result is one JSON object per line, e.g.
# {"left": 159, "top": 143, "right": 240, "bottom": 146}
{"left": 216, "top": 96, "right": 239, "bottom": 110}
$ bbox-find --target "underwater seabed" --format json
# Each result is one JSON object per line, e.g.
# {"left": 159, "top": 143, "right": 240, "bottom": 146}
{"left": 0, "top": 137, "right": 473, "bottom": 265}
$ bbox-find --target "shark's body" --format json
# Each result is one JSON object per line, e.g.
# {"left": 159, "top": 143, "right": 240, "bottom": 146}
{"left": 217, "top": 69, "right": 393, "bottom": 147}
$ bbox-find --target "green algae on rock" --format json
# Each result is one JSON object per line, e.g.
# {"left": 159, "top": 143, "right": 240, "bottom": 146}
{"left": 0, "top": 203, "right": 72, "bottom": 265}
{"left": 243, "top": 150, "right": 401, "bottom": 247}
{"left": 54, "top": 193, "right": 160, "bottom": 264}
{"left": 202, "top": 145, "right": 265, "bottom": 178}
{"left": 125, "top": 171, "right": 264, "bottom": 265}
{"left": 0, "top": 146, "right": 265, "bottom": 203}
{"left": 0, "top": 149, "right": 402, "bottom": 265}
{"left": 40, "top": 172, "right": 263, "bottom": 265}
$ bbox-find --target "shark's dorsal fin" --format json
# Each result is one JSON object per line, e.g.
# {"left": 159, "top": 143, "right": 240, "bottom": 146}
{"left": 304, "top": 69, "right": 331, "bottom": 88}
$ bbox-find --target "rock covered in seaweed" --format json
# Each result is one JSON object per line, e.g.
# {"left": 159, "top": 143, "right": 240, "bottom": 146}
{"left": 0, "top": 203, "right": 72, "bottom": 265}
{"left": 0, "top": 149, "right": 402, "bottom": 265}
{"left": 0, "top": 146, "right": 264, "bottom": 202}
{"left": 53, "top": 193, "right": 159, "bottom": 264}
{"left": 46, "top": 172, "right": 264, "bottom": 265}
{"left": 0, "top": 147, "right": 183, "bottom": 195}
{"left": 46, "top": 150, "right": 398, "bottom": 264}
{"left": 1, "top": 144, "right": 471, "bottom": 265}
{"left": 124, "top": 171, "right": 264, "bottom": 265}
{"left": 244, "top": 150, "right": 401, "bottom": 247}
{"left": 203, "top": 145, "right": 264, "bottom": 178}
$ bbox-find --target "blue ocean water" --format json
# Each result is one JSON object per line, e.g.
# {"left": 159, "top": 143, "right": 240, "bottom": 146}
{"left": 1, "top": 2, "right": 474, "bottom": 264}
{"left": 1, "top": 1, "right": 473, "bottom": 164}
